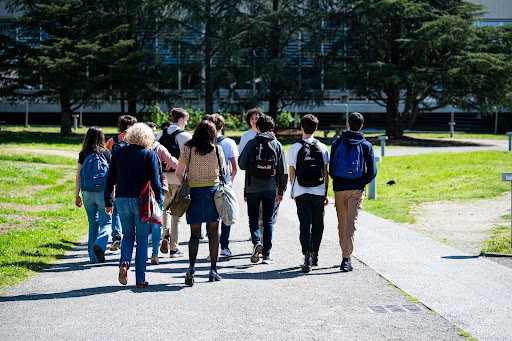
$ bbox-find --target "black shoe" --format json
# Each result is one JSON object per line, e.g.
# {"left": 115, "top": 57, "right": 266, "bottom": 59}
{"left": 301, "top": 252, "right": 312, "bottom": 273}
{"left": 109, "top": 237, "right": 121, "bottom": 252}
{"left": 340, "top": 257, "right": 353, "bottom": 272}
{"left": 312, "top": 252, "right": 318, "bottom": 267}
{"left": 185, "top": 268, "right": 195, "bottom": 287}
{"left": 93, "top": 244, "right": 105, "bottom": 263}
{"left": 250, "top": 243, "right": 263, "bottom": 263}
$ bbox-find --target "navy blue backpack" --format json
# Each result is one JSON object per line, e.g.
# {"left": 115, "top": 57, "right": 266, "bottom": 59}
{"left": 80, "top": 152, "right": 109, "bottom": 191}
{"left": 332, "top": 141, "right": 364, "bottom": 179}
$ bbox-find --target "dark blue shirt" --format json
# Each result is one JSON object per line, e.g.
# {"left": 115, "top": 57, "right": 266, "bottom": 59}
{"left": 329, "top": 131, "right": 377, "bottom": 191}
{"left": 104, "top": 144, "right": 161, "bottom": 207}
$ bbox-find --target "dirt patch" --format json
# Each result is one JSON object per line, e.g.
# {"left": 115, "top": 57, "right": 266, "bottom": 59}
{"left": 5, "top": 148, "right": 78, "bottom": 159}
{"left": 0, "top": 203, "right": 65, "bottom": 212}
{"left": 399, "top": 192, "right": 511, "bottom": 255}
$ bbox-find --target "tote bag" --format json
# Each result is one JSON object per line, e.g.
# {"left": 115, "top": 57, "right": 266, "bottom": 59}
{"left": 139, "top": 150, "right": 163, "bottom": 225}
{"left": 166, "top": 150, "right": 191, "bottom": 217}
{"left": 214, "top": 146, "right": 239, "bottom": 226}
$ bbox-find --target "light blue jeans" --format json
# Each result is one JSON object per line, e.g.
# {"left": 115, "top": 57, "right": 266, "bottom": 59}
{"left": 150, "top": 192, "right": 164, "bottom": 257}
{"left": 116, "top": 197, "right": 150, "bottom": 283}
{"left": 111, "top": 200, "right": 122, "bottom": 240}
{"left": 83, "top": 191, "right": 112, "bottom": 263}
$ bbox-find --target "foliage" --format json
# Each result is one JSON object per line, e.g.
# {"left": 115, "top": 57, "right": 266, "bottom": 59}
{"left": 143, "top": 105, "right": 169, "bottom": 126}
{"left": 276, "top": 110, "right": 296, "bottom": 128}
{"left": 328, "top": 151, "right": 512, "bottom": 223}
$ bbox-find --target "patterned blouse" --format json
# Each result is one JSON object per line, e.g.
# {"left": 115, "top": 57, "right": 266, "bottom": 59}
{"left": 179, "top": 144, "right": 224, "bottom": 187}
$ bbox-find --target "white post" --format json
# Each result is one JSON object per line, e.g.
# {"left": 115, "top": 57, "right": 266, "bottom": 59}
{"left": 345, "top": 104, "right": 349, "bottom": 129}
{"left": 507, "top": 132, "right": 512, "bottom": 151}
{"left": 72, "top": 114, "right": 78, "bottom": 130}
{"left": 368, "top": 156, "right": 382, "bottom": 200}
{"left": 25, "top": 100, "right": 29, "bottom": 127}
{"left": 449, "top": 108, "right": 455, "bottom": 137}
{"left": 79, "top": 106, "right": 83, "bottom": 128}
{"left": 378, "top": 136, "right": 388, "bottom": 157}
{"left": 495, "top": 108, "right": 499, "bottom": 135}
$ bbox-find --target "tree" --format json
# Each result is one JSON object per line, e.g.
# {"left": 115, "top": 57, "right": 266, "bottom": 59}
{"left": 330, "top": 0, "right": 498, "bottom": 138}
{"left": 3, "top": 0, "right": 103, "bottom": 134}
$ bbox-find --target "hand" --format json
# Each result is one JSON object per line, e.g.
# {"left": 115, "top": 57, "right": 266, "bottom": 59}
{"left": 244, "top": 196, "right": 247, "bottom": 203}
{"left": 75, "top": 196, "right": 82, "bottom": 208}
{"left": 324, "top": 196, "right": 329, "bottom": 206}
{"left": 165, "top": 163, "right": 172, "bottom": 171}
{"left": 275, "top": 195, "right": 283, "bottom": 203}
{"left": 105, "top": 207, "right": 113, "bottom": 216}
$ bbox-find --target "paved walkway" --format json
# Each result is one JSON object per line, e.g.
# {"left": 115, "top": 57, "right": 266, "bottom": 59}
{"left": 0, "top": 139, "right": 510, "bottom": 340}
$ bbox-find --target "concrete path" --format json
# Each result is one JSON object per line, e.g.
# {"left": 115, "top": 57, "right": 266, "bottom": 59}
{"left": 0, "top": 173, "right": 465, "bottom": 341}
{"left": 378, "top": 138, "right": 508, "bottom": 156}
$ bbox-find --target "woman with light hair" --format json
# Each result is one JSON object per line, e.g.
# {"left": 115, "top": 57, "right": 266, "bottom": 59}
{"left": 104, "top": 122, "right": 162, "bottom": 288}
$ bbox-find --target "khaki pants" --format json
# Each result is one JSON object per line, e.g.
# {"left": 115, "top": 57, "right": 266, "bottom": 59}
{"left": 162, "top": 183, "right": 181, "bottom": 252}
{"left": 334, "top": 190, "right": 365, "bottom": 258}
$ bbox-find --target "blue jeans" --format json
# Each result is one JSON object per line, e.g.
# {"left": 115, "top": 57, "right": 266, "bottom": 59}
{"left": 150, "top": 192, "right": 164, "bottom": 256}
{"left": 83, "top": 191, "right": 112, "bottom": 263}
{"left": 111, "top": 201, "right": 122, "bottom": 240}
{"left": 247, "top": 190, "right": 276, "bottom": 257}
{"left": 116, "top": 197, "right": 150, "bottom": 283}
{"left": 295, "top": 194, "right": 325, "bottom": 255}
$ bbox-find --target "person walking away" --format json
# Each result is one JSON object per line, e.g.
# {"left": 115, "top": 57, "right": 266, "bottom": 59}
{"left": 238, "top": 116, "right": 288, "bottom": 264}
{"left": 105, "top": 123, "right": 161, "bottom": 288}
{"left": 204, "top": 114, "right": 239, "bottom": 257}
{"left": 145, "top": 122, "right": 178, "bottom": 265}
{"left": 75, "top": 127, "right": 112, "bottom": 263}
{"left": 286, "top": 114, "right": 329, "bottom": 273}
{"left": 105, "top": 115, "right": 137, "bottom": 251}
{"left": 329, "top": 112, "right": 376, "bottom": 272}
{"left": 175, "top": 120, "right": 225, "bottom": 285}
{"left": 156, "top": 108, "right": 192, "bottom": 258}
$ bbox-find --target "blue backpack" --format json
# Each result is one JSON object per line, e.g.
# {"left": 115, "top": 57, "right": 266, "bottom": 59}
{"left": 80, "top": 152, "right": 109, "bottom": 191}
{"left": 332, "top": 141, "right": 364, "bottom": 179}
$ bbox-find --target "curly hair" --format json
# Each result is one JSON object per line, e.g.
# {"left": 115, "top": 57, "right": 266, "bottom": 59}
{"left": 126, "top": 123, "right": 155, "bottom": 149}
{"left": 245, "top": 107, "right": 264, "bottom": 126}
{"left": 118, "top": 115, "right": 137, "bottom": 132}
{"left": 81, "top": 127, "right": 105, "bottom": 156}
{"left": 185, "top": 120, "right": 217, "bottom": 155}
{"left": 256, "top": 115, "right": 275, "bottom": 133}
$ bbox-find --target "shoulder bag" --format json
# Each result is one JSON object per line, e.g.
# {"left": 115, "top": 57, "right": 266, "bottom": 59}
{"left": 165, "top": 149, "right": 191, "bottom": 217}
{"left": 214, "top": 146, "right": 239, "bottom": 226}
{"left": 139, "top": 150, "right": 163, "bottom": 225}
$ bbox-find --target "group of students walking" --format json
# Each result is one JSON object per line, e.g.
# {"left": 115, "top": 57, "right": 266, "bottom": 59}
{"left": 75, "top": 107, "right": 377, "bottom": 288}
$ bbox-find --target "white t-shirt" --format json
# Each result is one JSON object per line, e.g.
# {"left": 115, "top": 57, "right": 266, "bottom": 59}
{"left": 286, "top": 137, "right": 329, "bottom": 199}
{"left": 156, "top": 125, "right": 192, "bottom": 185}
{"left": 238, "top": 129, "right": 257, "bottom": 154}
{"left": 218, "top": 134, "right": 239, "bottom": 184}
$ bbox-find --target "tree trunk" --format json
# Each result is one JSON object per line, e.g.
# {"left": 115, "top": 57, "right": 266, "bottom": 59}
{"left": 60, "top": 98, "right": 72, "bottom": 135}
{"left": 268, "top": 87, "right": 279, "bottom": 122}
{"left": 204, "top": 1, "right": 214, "bottom": 115}
{"left": 128, "top": 97, "right": 137, "bottom": 116}
{"left": 120, "top": 91, "right": 125, "bottom": 114}
{"left": 385, "top": 91, "right": 403, "bottom": 138}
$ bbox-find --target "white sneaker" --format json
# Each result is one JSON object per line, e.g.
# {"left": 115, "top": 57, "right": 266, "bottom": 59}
{"left": 262, "top": 255, "right": 275, "bottom": 264}
{"left": 220, "top": 248, "right": 232, "bottom": 257}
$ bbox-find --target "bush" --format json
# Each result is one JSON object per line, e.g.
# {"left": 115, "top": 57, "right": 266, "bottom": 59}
{"left": 143, "top": 105, "right": 168, "bottom": 126}
{"left": 276, "top": 110, "right": 297, "bottom": 128}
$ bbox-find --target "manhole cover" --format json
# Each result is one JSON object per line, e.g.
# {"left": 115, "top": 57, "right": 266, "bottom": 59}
{"left": 368, "top": 304, "right": 423, "bottom": 314}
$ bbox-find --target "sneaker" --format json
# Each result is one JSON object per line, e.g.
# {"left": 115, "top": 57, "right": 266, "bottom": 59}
{"left": 302, "top": 252, "right": 312, "bottom": 273}
{"left": 185, "top": 268, "right": 195, "bottom": 287}
{"left": 160, "top": 237, "right": 169, "bottom": 254}
{"left": 262, "top": 255, "right": 275, "bottom": 264}
{"left": 169, "top": 249, "right": 184, "bottom": 258}
{"left": 250, "top": 243, "right": 263, "bottom": 263}
{"left": 118, "top": 262, "right": 128, "bottom": 285}
{"left": 208, "top": 270, "right": 222, "bottom": 282}
{"left": 220, "top": 248, "right": 232, "bottom": 257}
{"left": 109, "top": 237, "right": 121, "bottom": 252}
{"left": 206, "top": 255, "right": 218, "bottom": 262}
{"left": 312, "top": 252, "right": 318, "bottom": 267}
{"left": 150, "top": 255, "right": 159, "bottom": 265}
{"left": 93, "top": 244, "right": 105, "bottom": 263}
{"left": 136, "top": 281, "right": 149, "bottom": 288}
{"left": 340, "top": 258, "right": 353, "bottom": 272}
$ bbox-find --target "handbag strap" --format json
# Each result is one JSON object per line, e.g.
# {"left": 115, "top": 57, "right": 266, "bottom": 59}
{"left": 215, "top": 145, "right": 226, "bottom": 185}
{"left": 143, "top": 149, "right": 151, "bottom": 183}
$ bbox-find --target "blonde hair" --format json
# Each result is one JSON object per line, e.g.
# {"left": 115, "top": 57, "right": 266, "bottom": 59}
{"left": 126, "top": 123, "right": 155, "bottom": 149}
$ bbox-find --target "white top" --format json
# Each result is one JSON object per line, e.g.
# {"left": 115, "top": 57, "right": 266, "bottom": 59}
{"left": 217, "top": 134, "right": 239, "bottom": 184}
{"left": 238, "top": 129, "right": 257, "bottom": 154}
{"left": 286, "top": 137, "right": 329, "bottom": 199}
{"left": 156, "top": 124, "right": 192, "bottom": 185}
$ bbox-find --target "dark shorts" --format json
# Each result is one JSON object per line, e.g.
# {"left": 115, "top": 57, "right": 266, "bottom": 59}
{"left": 186, "top": 186, "right": 219, "bottom": 224}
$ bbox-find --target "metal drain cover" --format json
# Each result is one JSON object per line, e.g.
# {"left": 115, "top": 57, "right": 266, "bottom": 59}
{"left": 368, "top": 304, "right": 423, "bottom": 314}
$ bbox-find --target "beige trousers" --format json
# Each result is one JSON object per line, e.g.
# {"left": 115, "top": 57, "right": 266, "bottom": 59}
{"left": 162, "top": 183, "right": 181, "bottom": 251}
{"left": 334, "top": 190, "right": 365, "bottom": 258}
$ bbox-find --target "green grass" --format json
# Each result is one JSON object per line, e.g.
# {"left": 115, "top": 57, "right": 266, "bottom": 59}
{"left": 407, "top": 132, "right": 507, "bottom": 140}
{"left": 457, "top": 327, "right": 479, "bottom": 341}
{"left": 0, "top": 151, "right": 88, "bottom": 291}
{"left": 481, "top": 225, "right": 511, "bottom": 254}
{"left": 328, "top": 151, "right": 512, "bottom": 223}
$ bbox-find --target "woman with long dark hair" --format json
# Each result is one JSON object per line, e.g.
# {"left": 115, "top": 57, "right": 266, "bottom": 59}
{"left": 176, "top": 120, "right": 225, "bottom": 286}
{"left": 75, "top": 126, "right": 112, "bottom": 263}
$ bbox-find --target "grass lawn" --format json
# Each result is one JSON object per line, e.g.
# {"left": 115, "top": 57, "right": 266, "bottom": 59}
{"left": 327, "top": 151, "right": 512, "bottom": 224}
{"left": 0, "top": 151, "right": 88, "bottom": 292}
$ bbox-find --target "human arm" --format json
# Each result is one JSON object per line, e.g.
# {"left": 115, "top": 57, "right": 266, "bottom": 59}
{"left": 176, "top": 161, "right": 186, "bottom": 184}
{"left": 149, "top": 151, "right": 162, "bottom": 199}
{"left": 276, "top": 143, "right": 288, "bottom": 197}
{"left": 229, "top": 157, "right": 238, "bottom": 181}
{"left": 288, "top": 166, "right": 295, "bottom": 185}
{"left": 237, "top": 141, "right": 251, "bottom": 170}
{"left": 324, "top": 163, "right": 329, "bottom": 206}
{"left": 75, "top": 164, "right": 82, "bottom": 207}
{"left": 104, "top": 152, "right": 117, "bottom": 209}
{"left": 156, "top": 144, "right": 178, "bottom": 170}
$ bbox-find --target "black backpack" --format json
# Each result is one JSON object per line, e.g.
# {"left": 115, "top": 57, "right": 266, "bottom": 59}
{"left": 158, "top": 128, "right": 184, "bottom": 172}
{"left": 248, "top": 137, "right": 278, "bottom": 179}
{"left": 295, "top": 139, "right": 325, "bottom": 187}
{"left": 111, "top": 135, "right": 128, "bottom": 155}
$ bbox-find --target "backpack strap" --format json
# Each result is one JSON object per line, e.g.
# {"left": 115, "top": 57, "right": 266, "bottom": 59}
{"left": 113, "top": 135, "right": 119, "bottom": 144}
{"left": 217, "top": 135, "right": 227, "bottom": 143}
{"left": 169, "top": 129, "right": 184, "bottom": 140}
